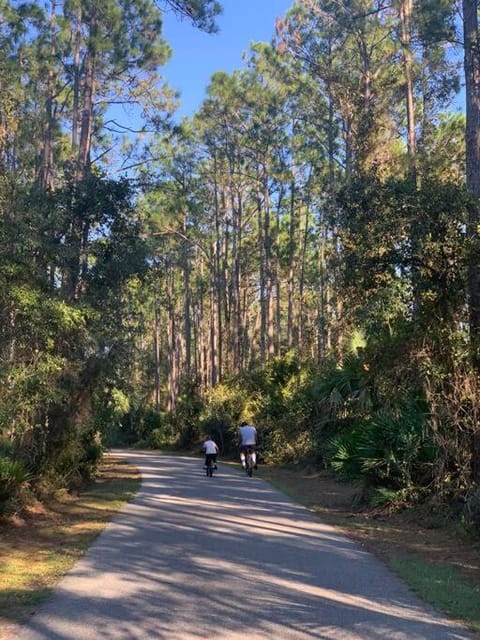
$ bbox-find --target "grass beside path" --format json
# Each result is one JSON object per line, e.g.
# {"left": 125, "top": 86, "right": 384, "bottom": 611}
{"left": 259, "top": 465, "right": 480, "bottom": 637}
{"left": 0, "top": 456, "right": 140, "bottom": 638}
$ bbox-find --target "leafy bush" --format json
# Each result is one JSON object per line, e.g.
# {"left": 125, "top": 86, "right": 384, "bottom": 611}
{"left": 134, "top": 412, "right": 172, "bottom": 449}
{"left": 238, "top": 353, "right": 314, "bottom": 461}
{"left": 46, "top": 428, "right": 105, "bottom": 489}
{"left": 299, "top": 355, "right": 374, "bottom": 464}
{"left": 264, "top": 430, "right": 316, "bottom": 465}
{"left": 78, "top": 432, "right": 104, "bottom": 480}
{"left": 358, "top": 408, "right": 432, "bottom": 487}
{"left": 169, "top": 378, "right": 204, "bottom": 449}
{"left": 327, "top": 405, "right": 434, "bottom": 492}
{"left": 328, "top": 430, "right": 364, "bottom": 480}
{"left": 200, "top": 381, "right": 251, "bottom": 453}
{"left": 370, "top": 486, "right": 421, "bottom": 511}
{"left": 0, "top": 438, "right": 13, "bottom": 459}
{"left": 0, "top": 457, "right": 31, "bottom": 514}
{"left": 149, "top": 426, "right": 170, "bottom": 449}
{"left": 463, "top": 488, "right": 480, "bottom": 533}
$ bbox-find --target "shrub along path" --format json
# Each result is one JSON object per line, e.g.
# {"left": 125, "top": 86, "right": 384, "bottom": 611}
{"left": 8, "top": 451, "right": 477, "bottom": 640}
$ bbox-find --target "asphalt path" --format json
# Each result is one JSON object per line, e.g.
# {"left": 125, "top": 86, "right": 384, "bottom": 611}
{"left": 11, "top": 451, "right": 477, "bottom": 640}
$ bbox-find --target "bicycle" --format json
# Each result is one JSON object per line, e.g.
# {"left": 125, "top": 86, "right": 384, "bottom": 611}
{"left": 205, "top": 456, "right": 217, "bottom": 477}
{"left": 244, "top": 446, "right": 255, "bottom": 477}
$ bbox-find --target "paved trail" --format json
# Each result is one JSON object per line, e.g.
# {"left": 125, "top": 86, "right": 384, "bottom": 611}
{"left": 10, "top": 451, "right": 477, "bottom": 640}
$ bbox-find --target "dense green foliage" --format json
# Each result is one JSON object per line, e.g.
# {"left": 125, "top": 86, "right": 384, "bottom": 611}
{"left": 0, "top": 0, "right": 220, "bottom": 512}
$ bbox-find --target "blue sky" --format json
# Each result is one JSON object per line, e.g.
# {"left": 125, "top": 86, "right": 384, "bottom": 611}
{"left": 161, "top": 0, "right": 293, "bottom": 118}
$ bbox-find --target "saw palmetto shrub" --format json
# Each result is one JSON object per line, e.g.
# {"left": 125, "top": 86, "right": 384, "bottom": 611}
{"left": 0, "top": 457, "right": 31, "bottom": 515}
{"left": 327, "top": 405, "right": 435, "bottom": 499}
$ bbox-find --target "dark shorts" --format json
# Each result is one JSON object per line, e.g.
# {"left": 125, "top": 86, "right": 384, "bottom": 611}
{"left": 205, "top": 453, "right": 217, "bottom": 465}
{"left": 240, "top": 445, "right": 256, "bottom": 454}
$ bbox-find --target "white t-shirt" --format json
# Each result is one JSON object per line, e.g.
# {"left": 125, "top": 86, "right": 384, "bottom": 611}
{"left": 203, "top": 440, "right": 218, "bottom": 454}
{"left": 239, "top": 425, "right": 257, "bottom": 446}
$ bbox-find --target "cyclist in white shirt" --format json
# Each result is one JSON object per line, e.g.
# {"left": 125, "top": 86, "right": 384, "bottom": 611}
{"left": 238, "top": 421, "right": 258, "bottom": 470}
{"left": 202, "top": 435, "right": 219, "bottom": 470}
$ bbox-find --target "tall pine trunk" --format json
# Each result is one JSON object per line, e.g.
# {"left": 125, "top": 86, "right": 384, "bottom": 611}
{"left": 153, "top": 293, "right": 161, "bottom": 411}
{"left": 263, "top": 165, "right": 275, "bottom": 360}
{"left": 463, "top": 0, "right": 480, "bottom": 370}
{"left": 399, "top": 0, "right": 417, "bottom": 183}
{"left": 287, "top": 179, "right": 296, "bottom": 350}
{"left": 212, "top": 152, "right": 223, "bottom": 380}
{"left": 40, "top": 0, "right": 57, "bottom": 190}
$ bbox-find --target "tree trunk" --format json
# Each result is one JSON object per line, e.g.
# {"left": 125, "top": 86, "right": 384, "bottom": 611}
{"left": 182, "top": 230, "right": 192, "bottom": 376}
{"left": 71, "top": 5, "right": 82, "bottom": 156}
{"left": 257, "top": 176, "right": 266, "bottom": 364}
{"left": 209, "top": 248, "right": 218, "bottom": 387}
{"left": 153, "top": 294, "right": 161, "bottom": 411}
{"left": 212, "top": 152, "right": 223, "bottom": 380}
{"left": 287, "top": 179, "right": 296, "bottom": 350}
{"left": 167, "top": 268, "right": 175, "bottom": 413}
{"left": 399, "top": 0, "right": 417, "bottom": 183}
{"left": 463, "top": 0, "right": 480, "bottom": 370}
{"left": 40, "top": 0, "right": 57, "bottom": 190}
{"left": 231, "top": 184, "right": 242, "bottom": 371}
{"left": 264, "top": 167, "right": 275, "bottom": 360}
{"left": 77, "top": 12, "right": 97, "bottom": 180}
{"left": 298, "top": 204, "right": 310, "bottom": 351}
{"left": 275, "top": 189, "right": 283, "bottom": 355}
{"left": 317, "top": 213, "right": 328, "bottom": 360}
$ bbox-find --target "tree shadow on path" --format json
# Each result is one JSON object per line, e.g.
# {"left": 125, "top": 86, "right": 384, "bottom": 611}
{"left": 10, "top": 451, "right": 477, "bottom": 640}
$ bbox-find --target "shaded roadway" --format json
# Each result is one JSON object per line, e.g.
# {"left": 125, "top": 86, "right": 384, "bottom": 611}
{"left": 10, "top": 451, "right": 477, "bottom": 640}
